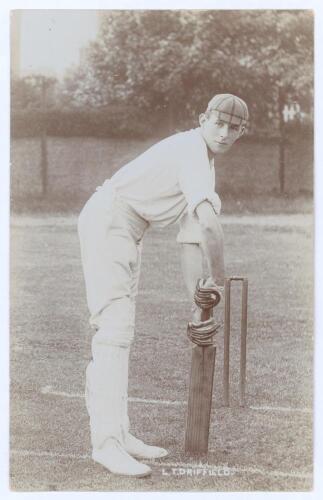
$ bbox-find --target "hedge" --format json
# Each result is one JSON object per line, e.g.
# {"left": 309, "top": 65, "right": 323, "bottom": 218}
{"left": 11, "top": 106, "right": 313, "bottom": 141}
{"left": 11, "top": 106, "right": 160, "bottom": 139}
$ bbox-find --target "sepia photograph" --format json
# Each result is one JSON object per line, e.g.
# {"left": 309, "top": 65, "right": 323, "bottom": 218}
{"left": 5, "top": 2, "right": 320, "bottom": 494}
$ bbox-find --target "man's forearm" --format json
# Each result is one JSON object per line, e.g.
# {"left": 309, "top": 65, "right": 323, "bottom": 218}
{"left": 200, "top": 217, "right": 225, "bottom": 286}
{"left": 180, "top": 243, "right": 203, "bottom": 301}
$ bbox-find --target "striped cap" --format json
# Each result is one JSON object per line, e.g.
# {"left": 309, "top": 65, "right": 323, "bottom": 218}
{"left": 207, "top": 94, "right": 249, "bottom": 126}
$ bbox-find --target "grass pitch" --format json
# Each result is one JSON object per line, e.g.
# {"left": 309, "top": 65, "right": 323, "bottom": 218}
{"left": 10, "top": 214, "right": 313, "bottom": 491}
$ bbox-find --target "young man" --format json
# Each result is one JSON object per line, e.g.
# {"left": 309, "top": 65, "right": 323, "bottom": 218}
{"left": 78, "top": 94, "right": 248, "bottom": 477}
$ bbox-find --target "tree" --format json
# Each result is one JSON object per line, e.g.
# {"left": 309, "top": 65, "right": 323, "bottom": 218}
{"left": 62, "top": 10, "right": 313, "bottom": 132}
{"left": 63, "top": 11, "right": 193, "bottom": 120}
{"left": 11, "top": 74, "right": 57, "bottom": 110}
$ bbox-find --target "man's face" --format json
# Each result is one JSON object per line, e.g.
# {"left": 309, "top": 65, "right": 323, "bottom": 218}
{"left": 199, "top": 110, "right": 245, "bottom": 155}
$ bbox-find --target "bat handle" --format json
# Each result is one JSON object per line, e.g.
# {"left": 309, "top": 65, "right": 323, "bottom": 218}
{"left": 201, "top": 308, "right": 213, "bottom": 321}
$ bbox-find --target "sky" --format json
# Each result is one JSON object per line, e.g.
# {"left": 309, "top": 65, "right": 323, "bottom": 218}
{"left": 14, "top": 10, "right": 99, "bottom": 79}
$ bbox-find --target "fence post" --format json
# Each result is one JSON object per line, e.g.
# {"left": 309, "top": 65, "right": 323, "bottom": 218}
{"left": 40, "top": 77, "right": 48, "bottom": 197}
{"left": 278, "top": 88, "right": 286, "bottom": 194}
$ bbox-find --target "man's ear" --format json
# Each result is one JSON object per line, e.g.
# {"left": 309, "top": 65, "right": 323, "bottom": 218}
{"left": 199, "top": 113, "right": 207, "bottom": 126}
{"left": 239, "top": 125, "right": 246, "bottom": 137}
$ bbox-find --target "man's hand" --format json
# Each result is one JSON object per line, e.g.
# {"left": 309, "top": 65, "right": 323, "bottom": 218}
{"left": 191, "top": 277, "right": 223, "bottom": 322}
{"left": 194, "top": 278, "right": 222, "bottom": 309}
{"left": 187, "top": 316, "right": 221, "bottom": 346}
{"left": 188, "top": 277, "right": 224, "bottom": 345}
{"left": 203, "top": 277, "right": 216, "bottom": 288}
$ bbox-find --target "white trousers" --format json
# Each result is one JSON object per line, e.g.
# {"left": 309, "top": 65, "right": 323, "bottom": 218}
{"left": 78, "top": 182, "right": 148, "bottom": 449}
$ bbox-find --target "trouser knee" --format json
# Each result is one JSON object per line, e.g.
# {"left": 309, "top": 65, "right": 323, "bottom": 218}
{"left": 91, "top": 297, "right": 136, "bottom": 350}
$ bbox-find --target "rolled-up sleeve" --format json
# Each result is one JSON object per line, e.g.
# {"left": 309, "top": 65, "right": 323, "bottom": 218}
{"left": 177, "top": 140, "right": 221, "bottom": 216}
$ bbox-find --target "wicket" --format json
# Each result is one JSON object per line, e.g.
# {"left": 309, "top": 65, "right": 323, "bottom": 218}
{"left": 185, "top": 276, "right": 249, "bottom": 455}
{"left": 223, "top": 276, "right": 248, "bottom": 407}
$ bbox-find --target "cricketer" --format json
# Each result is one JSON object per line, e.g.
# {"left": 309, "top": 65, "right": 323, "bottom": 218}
{"left": 78, "top": 94, "right": 249, "bottom": 477}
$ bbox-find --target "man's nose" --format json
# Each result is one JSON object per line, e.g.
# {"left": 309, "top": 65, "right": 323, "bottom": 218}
{"left": 220, "top": 123, "right": 229, "bottom": 138}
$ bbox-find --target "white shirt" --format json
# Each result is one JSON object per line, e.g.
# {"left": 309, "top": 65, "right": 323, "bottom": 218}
{"left": 101, "top": 127, "right": 220, "bottom": 238}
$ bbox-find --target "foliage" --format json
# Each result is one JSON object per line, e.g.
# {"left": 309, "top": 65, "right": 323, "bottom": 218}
{"left": 60, "top": 10, "right": 313, "bottom": 132}
{"left": 11, "top": 11, "right": 313, "bottom": 135}
{"left": 11, "top": 74, "right": 58, "bottom": 111}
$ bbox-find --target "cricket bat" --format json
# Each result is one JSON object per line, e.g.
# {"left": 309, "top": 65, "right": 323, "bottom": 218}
{"left": 184, "top": 307, "right": 216, "bottom": 454}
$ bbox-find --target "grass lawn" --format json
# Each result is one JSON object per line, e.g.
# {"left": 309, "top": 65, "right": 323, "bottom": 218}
{"left": 10, "top": 213, "right": 313, "bottom": 491}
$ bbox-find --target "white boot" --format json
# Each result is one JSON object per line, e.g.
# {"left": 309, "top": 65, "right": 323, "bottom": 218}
{"left": 121, "top": 390, "right": 168, "bottom": 459}
{"left": 86, "top": 344, "right": 151, "bottom": 476}
{"left": 92, "top": 437, "right": 151, "bottom": 477}
{"left": 124, "top": 433, "right": 168, "bottom": 459}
